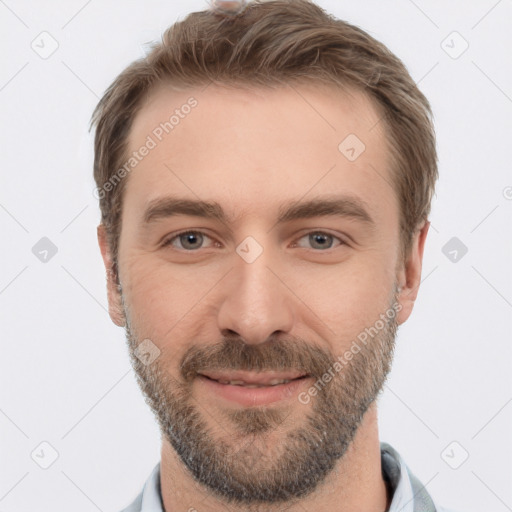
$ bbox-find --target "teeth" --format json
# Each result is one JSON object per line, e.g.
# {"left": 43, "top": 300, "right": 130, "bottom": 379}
{"left": 269, "top": 378, "right": 291, "bottom": 385}
{"left": 217, "top": 378, "right": 293, "bottom": 387}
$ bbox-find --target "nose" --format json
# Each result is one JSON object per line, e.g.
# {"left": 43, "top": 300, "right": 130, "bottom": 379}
{"left": 216, "top": 243, "right": 295, "bottom": 345}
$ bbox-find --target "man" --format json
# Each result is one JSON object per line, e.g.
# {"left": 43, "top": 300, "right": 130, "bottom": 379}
{"left": 91, "top": 1, "right": 457, "bottom": 510}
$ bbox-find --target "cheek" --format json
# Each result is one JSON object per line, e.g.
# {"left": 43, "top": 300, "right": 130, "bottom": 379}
{"left": 291, "top": 255, "right": 396, "bottom": 348}
{"left": 120, "top": 254, "right": 223, "bottom": 350}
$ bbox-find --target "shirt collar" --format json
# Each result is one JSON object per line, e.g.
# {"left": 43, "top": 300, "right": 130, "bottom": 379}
{"left": 381, "top": 442, "right": 439, "bottom": 512}
{"left": 138, "top": 461, "right": 163, "bottom": 511}
{"left": 126, "top": 443, "right": 439, "bottom": 512}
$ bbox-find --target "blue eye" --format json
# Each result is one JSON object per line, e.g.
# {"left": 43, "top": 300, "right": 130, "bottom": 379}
{"left": 294, "top": 231, "right": 344, "bottom": 250}
{"left": 163, "top": 230, "right": 215, "bottom": 251}
{"left": 163, "top": 230, "right": 345, "bottom": 252}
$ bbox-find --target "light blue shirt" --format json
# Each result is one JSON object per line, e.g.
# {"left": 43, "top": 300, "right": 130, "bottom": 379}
{"left": 120, "top": 442, "right": 457, "bottom": 511}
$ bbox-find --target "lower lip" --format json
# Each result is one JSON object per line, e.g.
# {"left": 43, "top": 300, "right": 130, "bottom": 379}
{"left": 196, "top": 375, "right": 310, "bottom": 407}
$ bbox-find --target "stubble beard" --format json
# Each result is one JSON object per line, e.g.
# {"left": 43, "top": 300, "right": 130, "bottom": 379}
{"left": 123, "top": 293, "right": 399, "bottom": 507}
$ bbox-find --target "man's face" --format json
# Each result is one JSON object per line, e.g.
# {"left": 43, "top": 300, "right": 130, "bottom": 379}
{"left": 100, "top": 83, "right": 423, "bottom": 504}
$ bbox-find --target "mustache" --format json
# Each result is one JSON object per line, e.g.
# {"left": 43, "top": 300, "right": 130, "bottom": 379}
{"left": 179, "top": 335, "right": 335, "bottom": 383}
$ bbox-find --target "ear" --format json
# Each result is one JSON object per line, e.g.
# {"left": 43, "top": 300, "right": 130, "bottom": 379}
{"left": 396, "top": 220, "right": 430, "bottom": 325}
{"left": 97, "top": 224, "right": 126, "bottom": 327}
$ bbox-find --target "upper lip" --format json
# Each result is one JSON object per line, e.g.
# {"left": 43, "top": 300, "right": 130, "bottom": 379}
{"left": 199, "top": 370, "right": 308, "bottom": 385}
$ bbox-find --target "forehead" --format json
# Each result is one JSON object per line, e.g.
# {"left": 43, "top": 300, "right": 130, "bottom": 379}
{"left": 123, "top": 81, "right": 397, "bottom": 228}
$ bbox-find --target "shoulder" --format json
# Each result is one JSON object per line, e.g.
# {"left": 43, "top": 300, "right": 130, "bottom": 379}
{"left": 434, "top": 499, "right": 465, "bottom": 512}
{"left": 118, "top": 491, "right": 143, "bottom": 512}
{"left": 117, "top": 462, "right": 161, "bottom": 512}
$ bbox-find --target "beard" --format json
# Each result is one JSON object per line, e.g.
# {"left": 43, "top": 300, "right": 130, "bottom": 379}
{"left": 123, "top": 289, "right": 399, "bottom": 507}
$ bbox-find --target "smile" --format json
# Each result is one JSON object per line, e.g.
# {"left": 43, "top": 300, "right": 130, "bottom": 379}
{"left": 196, "top": 371, "right": 310, "bottom": 406}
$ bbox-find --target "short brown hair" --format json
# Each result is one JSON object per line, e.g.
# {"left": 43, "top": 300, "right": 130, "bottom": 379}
{"left": 91, "top": 0, "right": 438, "bottom": 279}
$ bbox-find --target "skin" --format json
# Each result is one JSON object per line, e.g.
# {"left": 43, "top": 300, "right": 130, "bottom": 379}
{"left": 98, "top": 82, "right": 429, "bottom": 512}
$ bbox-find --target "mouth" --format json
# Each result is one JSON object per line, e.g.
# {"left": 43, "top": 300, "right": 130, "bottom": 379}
{"left": 198, "top": 370, "right": 309, "bottom": 387}
{"left": 196, "top": 370, "right": 311, "bottom": 407}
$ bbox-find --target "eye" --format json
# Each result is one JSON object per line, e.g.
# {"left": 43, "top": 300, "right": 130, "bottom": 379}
{"left": 162, "top": 230, "right": 217, "bottom": 251}
{"left": 292, "top": 231, "right": 345, "bottom": 251}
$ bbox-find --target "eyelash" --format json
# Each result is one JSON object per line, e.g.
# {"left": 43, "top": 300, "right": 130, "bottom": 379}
{"left": 162, "top": 230, "right": 347, "bottom": 252}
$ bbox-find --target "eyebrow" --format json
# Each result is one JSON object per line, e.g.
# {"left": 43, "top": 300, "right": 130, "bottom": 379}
{"left": 142, "top": 195, "right": 376, "bottom": 229}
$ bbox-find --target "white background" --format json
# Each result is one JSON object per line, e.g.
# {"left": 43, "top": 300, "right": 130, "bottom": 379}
{"left": 1, "top": 1, "right": 511, "bottom": 511}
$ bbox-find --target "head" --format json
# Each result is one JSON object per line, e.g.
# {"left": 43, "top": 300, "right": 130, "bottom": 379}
{"left": 92, "top": 0, "right": 437, "bottom": 506}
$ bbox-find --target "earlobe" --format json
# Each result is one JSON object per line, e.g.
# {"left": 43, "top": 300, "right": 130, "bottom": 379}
{"left": 97, "top": 224, "right": 126, "bottom": 327}
{"left": 396, "top": 220, "right": 430, "bottom": 325}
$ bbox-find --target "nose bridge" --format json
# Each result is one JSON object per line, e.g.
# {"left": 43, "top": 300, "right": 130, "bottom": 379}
{"left": 216, "top": 239, "right": 294, "bottom": 344}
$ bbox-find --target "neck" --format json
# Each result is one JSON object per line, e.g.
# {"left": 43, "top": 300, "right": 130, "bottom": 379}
{"left": 160, "top": 403, "right": 390, "bottom": 512}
